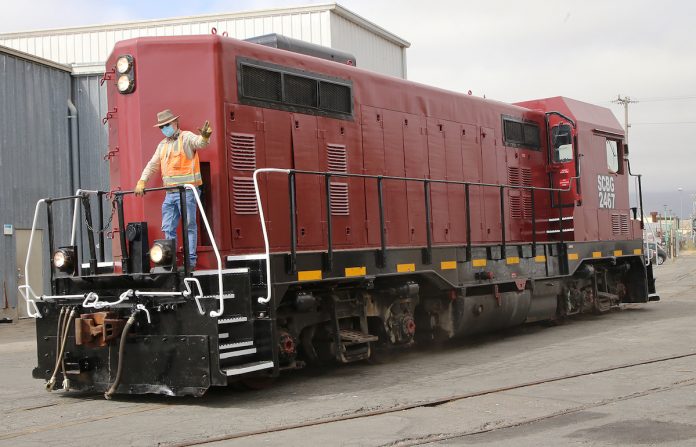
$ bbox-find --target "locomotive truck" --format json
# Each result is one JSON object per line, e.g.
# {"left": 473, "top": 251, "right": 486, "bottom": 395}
{"left": 20, "top": 33, "right": 658, "bottom": 397}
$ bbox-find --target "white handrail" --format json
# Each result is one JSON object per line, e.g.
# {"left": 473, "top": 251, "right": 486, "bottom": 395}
{"left": 82, "top": 289, "right": 133, "bottom": 310}
{"left": 252, "top": 168, "right": 291, "bottom": 304}
{"left": 183, "top": 184, "right": 225, "bottom": 317}
{"left": 183, "top": 277, "right": 205, "bottom": 315}
{"left": 22, "top": 198, "right": 47, "bottom": 318}
{"left": 21, "top": 187, "right": 223, "bottom": 318}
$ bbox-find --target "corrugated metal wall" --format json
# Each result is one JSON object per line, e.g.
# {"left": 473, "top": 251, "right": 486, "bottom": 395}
{"left": 71, "top": 75, "right": 111, "bottom": 261}
{"left": 330, "top": 13, "right": 406, "bottom": 79}
{"left": 0, "top": 7, "right": 407, "bottom": 78}
{"left": 0, "top": 50, "right": 73, "bottom": 309}
{"left": 0, "top": 10, "right": 332, "bottom": 69}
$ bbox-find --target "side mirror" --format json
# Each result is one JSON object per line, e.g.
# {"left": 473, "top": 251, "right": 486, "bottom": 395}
{"left": 623, "top": 143, "right": 629, "bottom": 158}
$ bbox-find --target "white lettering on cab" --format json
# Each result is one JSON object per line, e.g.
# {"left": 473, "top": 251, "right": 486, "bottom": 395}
{"left": 597, "top": 175, "right": 615, "bottom": 209}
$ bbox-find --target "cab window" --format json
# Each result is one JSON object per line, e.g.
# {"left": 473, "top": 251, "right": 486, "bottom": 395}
{"left": 606, "top": 139, "right": 620, "bottom": 173}
{"left": 551, "top": 124, "right": 573, "bottom": 162}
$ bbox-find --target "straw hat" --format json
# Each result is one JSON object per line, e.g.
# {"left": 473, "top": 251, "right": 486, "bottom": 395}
{"left": 153, "top": 109, "right": 179, "bottom": 127}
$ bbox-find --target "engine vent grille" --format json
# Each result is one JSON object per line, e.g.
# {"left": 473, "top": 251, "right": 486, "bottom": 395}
{"left": 611, "top": 213, "right": 629, "bottom": 235}
{"left": 230, "top": 133, "right": 256, "bottom": 171}
{"left": 232, "top": 177, "right": 258, "bottom": 215}
{"left": 507, "top": 167, "right": 533, "bottom": 219}
{"left": 327, "top": 143, "right": 349, "bottom": 215}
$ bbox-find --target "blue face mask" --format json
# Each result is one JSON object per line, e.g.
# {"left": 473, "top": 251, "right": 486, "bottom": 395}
{"left": 161, "top": 124, "right": 176, "bottom": 138}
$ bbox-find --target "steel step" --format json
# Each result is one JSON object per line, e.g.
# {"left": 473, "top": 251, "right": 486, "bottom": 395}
{"left": 339, "top": 329, "right": 378, "bottom": 344}
{"left": 219, "top": 347, "right": 257, "bottom": 359}
{"left": 224, "top": 360, "right": 274, "bottom": 376}
{"left": 218, "top": 315, "right": 248, "bottom": 325}
{"left": 219, "top": 332, "right": 229, "bottom": 339}
{"left": 546, "top": 228, "right": 575, "bottom": 234}
{"left": 220, "top": 340, "right": 254, "bottom": 350}
{"left": 201, "top": 293, "right": 236, "bottom": 300}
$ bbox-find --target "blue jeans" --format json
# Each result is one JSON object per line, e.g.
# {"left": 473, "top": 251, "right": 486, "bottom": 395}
{"left": 161, "top": 188, "right": 199, "bottom": 268}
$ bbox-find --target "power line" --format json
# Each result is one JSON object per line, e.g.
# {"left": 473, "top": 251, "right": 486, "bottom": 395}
{"left": 637, "top": 95, "right": 696, "bottom": 103}
{"left": 632, "top": 121, "right": 696, "bottom": 125}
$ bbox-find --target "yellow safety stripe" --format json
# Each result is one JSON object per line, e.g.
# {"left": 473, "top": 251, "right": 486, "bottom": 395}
{"left": 344, "top": 266, "right": 366, "bottom": 277}
{"left": 440, "top": 261, "right": 457, "bottom": 270}
{"left": 298, "top": 270, "right": 322, "bottom": 281}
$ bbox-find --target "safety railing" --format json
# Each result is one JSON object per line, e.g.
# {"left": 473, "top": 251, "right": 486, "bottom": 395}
{"left": 253, "top": 168, "right": 574, "bottom": 304}
{"left": 19, "top": 184, "right": 225, "bottom": 318}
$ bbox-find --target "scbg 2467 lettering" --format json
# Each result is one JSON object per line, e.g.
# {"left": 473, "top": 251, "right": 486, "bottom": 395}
{"left": 597, "top": 175, "right": 615, "bottom": 209}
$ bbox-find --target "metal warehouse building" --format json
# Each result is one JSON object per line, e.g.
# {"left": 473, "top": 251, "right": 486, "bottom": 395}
{"left": 0, "top": 3, "right": 409, "bottom": 77}
{"left": 0, "top": 3, "right": 409, "bottom": 317}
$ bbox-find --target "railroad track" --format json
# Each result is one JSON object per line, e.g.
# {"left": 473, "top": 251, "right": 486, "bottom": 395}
{"left": 168, "top": 350, "right": 696, "bottom": 447}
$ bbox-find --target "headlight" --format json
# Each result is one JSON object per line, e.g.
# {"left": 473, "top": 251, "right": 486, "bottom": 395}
{"left": 53, "top": 247, "right": 76, "bottom": 273}
{"left": 150, "top": 239, "right": 174, "bottom": 266}
{"left": 53, "top": 251, "right": 66, "bottom": 268}
{"left": 117, "top": 75, "right": 134, "bottom": 93}
{"left": 116, "top": 55, "right": 133, "bottom": 74}
{"left": 150, "top": 244, "right": 164, "bottom": 263}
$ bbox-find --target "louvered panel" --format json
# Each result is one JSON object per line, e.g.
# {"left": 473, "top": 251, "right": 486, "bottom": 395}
{"left": 327, "top": 143, "right": 347, "bottom": 173}
{"left": 521, "top": 168, "right": 532, "bottom": 186}
{"left": 229, "top": 133, "right": 256, "bottom": 171}
{"left": 611, "top": 213, "right": 621, "bottom": 235}
{"left": 507, "top": 167, "right": 520, "bottom": 185}
{"left": 510, "top": 195, "right": 523, "bottom": 219}
{"left": 326, "top": 143, "right": 349, "bottom": 216}
{"left": 232, "top": 177, "right": 258, "bottom": 215}
{"left": 330, "top": 182, "right": 350, "bottom": 216}
{"left": 522, "top": 191, "right": 533, "bottom": 219}
{"left": 620, "top": 214, "right": 629, "bottom": 234}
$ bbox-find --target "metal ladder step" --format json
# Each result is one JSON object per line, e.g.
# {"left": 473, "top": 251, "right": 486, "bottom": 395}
{"left": 546, "top": 228, "right": 575, "bottom": 234}
{"left": 339, "top": 329, "right": 378, "bottom": 344}
{"left": 223, "top": 360, "right": 274, "bottom": 376}
{"left": 218, "top": 315, "right": 248, "bottom": 325}
{"left": 220, "top": 340, "right": 254, "bottom": 350}
{"left": 201, "top": 293, "right": 236, "bottom": 300}
{"left": 220, "top": 347, "right": 257, "bottom": 359}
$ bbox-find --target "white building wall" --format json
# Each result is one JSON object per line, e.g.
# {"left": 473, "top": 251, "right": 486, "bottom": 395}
{"left": 0, "top": 5, "right": 408, "bottom": 77}
{"left": 329, "top": 13, "right": 406, "bottom": 79}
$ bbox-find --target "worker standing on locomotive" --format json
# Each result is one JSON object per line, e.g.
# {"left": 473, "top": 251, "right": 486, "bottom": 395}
{"left": 134, "top": 109, "right": 213, "bottom": 269}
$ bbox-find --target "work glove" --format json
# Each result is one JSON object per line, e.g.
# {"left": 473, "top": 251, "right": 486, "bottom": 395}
{"left": 134, "top": 180, "right": 146, "bottom": 197}
{"left": 199, "top": 120, "right": 212, "bottom": 139}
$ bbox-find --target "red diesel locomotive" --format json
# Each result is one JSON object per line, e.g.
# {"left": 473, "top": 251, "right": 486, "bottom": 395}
{"left": 22, "top": 34, "right": 657, "bottom": 397}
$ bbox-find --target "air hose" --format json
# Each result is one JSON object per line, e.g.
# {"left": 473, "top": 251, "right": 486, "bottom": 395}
{"left": 46, "top": 307, "right": 76, "bottom": 392}
{"left": 104, "top": 311, "right": 137, "bottom": 400}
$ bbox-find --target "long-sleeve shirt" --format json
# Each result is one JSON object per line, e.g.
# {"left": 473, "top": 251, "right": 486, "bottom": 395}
{"left": 139, "top": 130, "right": 209, "bottom": 183}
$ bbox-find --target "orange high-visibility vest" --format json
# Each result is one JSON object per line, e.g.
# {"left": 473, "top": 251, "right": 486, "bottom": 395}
{"left": 160, "top": 134, "right": 202, "bottom": 187}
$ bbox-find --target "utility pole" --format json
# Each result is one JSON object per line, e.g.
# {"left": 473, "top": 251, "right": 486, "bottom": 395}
{"left": 611, "top": 95, "right": 638, "bottom": 143}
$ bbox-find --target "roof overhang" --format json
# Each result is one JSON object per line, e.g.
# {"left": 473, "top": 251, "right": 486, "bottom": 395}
{"left": 0, "top": 45, "right": 72, "bottom": 72}
{"left": 0, "top": 3, "right": 410, "bottom": 49}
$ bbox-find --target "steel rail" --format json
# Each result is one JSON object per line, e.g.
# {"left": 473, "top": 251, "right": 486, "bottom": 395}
{"left": 170, "top": 350, "right": 696, "bottom": 446}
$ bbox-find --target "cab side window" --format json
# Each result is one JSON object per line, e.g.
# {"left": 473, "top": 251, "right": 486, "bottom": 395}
{"left": 551, "top": 124, "right": 573, "bottom": 162}
{"left": 606, "top": 139, "right": 620, "bottom": 173}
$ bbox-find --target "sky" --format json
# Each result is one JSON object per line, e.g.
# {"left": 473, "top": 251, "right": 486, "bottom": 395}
{"left": 1, "top": 0, "right": 694, "bottom": 217}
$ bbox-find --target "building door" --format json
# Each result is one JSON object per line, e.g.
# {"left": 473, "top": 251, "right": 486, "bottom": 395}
{"left": 15, "top": 229, "right": 43, "bottom": 318}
